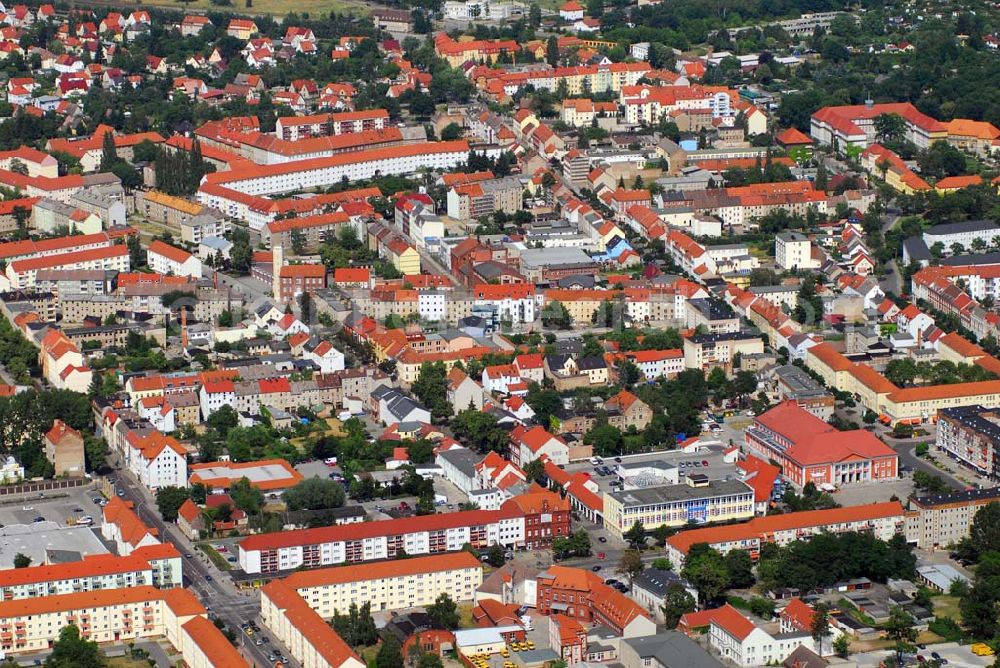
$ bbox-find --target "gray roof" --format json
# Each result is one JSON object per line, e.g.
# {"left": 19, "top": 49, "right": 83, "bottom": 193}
{"left": 519, "top": 247, "right": 596, "bottom": 270}
{"left": 200, "top": 235, "right": 232, "bottom": 251}
{"left": 437, "top": 448, "right": 483, "bottom": 478}
{"left": 622, "top": 632, "right": 724, "bottom": 668}
{"left": 607, "top": 479, "right": 753, "bottom": 508}
{"left": 923, "top": 220, "right": 998, "bottom": 237}
{"left": 631, "top": 568, "right": 693, "bottom": 597}
{"left": 903, "top": 237, "right": 931, "bottom": 261}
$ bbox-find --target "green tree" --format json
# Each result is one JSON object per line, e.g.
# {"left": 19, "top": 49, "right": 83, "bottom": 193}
{"left": 681, "top": 546, "right": 730, "bottom": 604}
{"left": 155, "top": 486, "right": 190, "bottom": 522}
{"left": 833, "top": 634, "right": 851, "bottom": 658}
{"left": 291, "top": 228, "right": 307, "bottom": 255}
{"left": 545, "top": 36, "right": 559, "bottom": 67}
{"left": 723, "top": 549, "right": 755, "bottom": 589}
{"left": 427, "top": 593, "right": 460, "bottom": 630}
{"left": 882, "top": 606, "right": 917, "bottom": 667}
{"left": 523, "top": 458, "right": 545, "bottom": 483}
{"left": 541, "top": 300, "right": 572, "bottom": 329}
{"left": 229, "top": 477, "right": 263, "bottom": 514}
{"left": 873, "top": 113, "right": 907, "bottom": 144}
{"left": 528, "top": 3, "right": 541, "bottom": 26}
{"left": 623, "top": 520, "right": 646, "bottom": 549}
{"left": 811, "top": 602, "right": 832, "bottom": 654}
{"left": 13, "top": 553, "right": 30, "bottom": 568}
{"left": 376, "top": 635, "right": 404, "bottom": 668}
{"left": 46, "top": 625, "right": 105, "bottom": 668}
{"left": 661, "top": 583, "right": 696, "bottom": 628}
{"left": 99, "top": 130, "right": 117, "bottom": 172}
{"left": 966, "top": 502, "right": 1000, "bottom": 559}
{"left": 440, "top": 123, "right": 463, "bottom": 141}
{"left": 283, "top": 477, "right": 346, "bottom": 511}
{"left": 617, "top": 550, "right": 645, "bottom": 584}
{"left": 486, "top": 544, "right": 505, "bottom": 567}
{"left": 229, "top": 227, "right": 253, "bottom": 274}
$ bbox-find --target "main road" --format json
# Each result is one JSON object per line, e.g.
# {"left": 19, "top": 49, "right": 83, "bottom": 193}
{"left": 113, "top": 462, "right": 294, "bottom": 667}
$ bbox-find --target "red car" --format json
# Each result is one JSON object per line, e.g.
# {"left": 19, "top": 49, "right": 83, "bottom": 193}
{"left": 597, "top": 552, "right": 606, "bottom": 560}
{"left": 702, "top": 460, "right": 709, "bottom": 466}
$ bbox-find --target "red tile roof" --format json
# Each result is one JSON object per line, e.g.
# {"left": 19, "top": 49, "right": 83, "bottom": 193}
{"left": 667, "top": 502, "right": 905, "bottom": 556}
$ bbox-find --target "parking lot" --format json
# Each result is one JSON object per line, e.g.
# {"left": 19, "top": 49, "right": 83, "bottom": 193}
{"left": 565, "top": 446, "right": 740, "bottom": 497}
{"left": 0, "top": 483, "right": 106, "bottom": 530}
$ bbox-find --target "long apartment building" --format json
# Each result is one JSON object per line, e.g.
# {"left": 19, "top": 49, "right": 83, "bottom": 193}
{"left": 905, "top": 487, "right": 1000, "bottom": 550}
{"left": 261, "top": 579, "right": 366, "bottom": 668}
{"left": 804, "top": 341, "right": 1000, "bottom": 425}
{"left": 810, "top": 102, "right": 947, "bottom": 151}
{"left": 936, "top": 405, "right": 1000, "bottom": 479}
{"left": 197, "top": 141, "right": 488, "bottom": 227}
{"left": 239, "top": 496, "right": 566, "bottom": 574}
{"left": 0, "top": 586, "right": 246, "bottom": 666}
{"left": 274, "top": 109, "right": 389, "bottom": 141}
{"left": 4, "top": 244, "right": 130, "bottom": 290}
{"left": 280, "top": 552, "right": 482, "bottom": 616}
{"left": 664, "top": 501, "right": 906, "bottom": 567}
{"left": 0, "top": 547, "right": 181, "bottom": 601}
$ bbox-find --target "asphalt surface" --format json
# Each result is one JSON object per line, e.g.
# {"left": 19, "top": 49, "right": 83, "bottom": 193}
{"left": 111, "top": 456, "right": 292, "bottom": 668}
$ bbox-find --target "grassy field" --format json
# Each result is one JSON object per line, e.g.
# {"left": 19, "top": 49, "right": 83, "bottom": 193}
{"left": 197, "top": 542, "right": 233, "bottom": 571}
{"left": 107, "top": 658, "right": 152, "bottom": 668}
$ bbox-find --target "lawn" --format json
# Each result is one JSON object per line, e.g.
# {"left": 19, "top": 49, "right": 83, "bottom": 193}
{"left": 197, "top": 542, "right": 233, "bottom": 571}
{"left": 107, "top": 658, "right": 153, "bottom": 668}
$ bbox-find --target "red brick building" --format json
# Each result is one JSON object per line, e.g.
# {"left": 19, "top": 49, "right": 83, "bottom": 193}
{"left": 502, "top": 486, "right": 571, "bottom": 549}
{"left": 278, "top": 263, "right": 326, "bottom": 301}
{"left": 535, "top": 566, "right": 655, "bottom": 637}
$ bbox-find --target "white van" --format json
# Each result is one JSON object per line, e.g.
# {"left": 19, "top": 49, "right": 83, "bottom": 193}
{"left": 324, "top": 457, "right": 338, "bottom": 466}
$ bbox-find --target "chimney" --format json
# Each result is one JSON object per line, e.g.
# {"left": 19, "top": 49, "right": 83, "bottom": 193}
{"left": 272, "top": 244, "right": 283, "bottom": 302}
{"left": 180, "top": 307, "right": 188, "bottom": 349}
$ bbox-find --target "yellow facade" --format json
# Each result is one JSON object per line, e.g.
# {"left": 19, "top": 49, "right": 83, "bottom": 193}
{"left": 392, "top": 246, "right": 421, "bottom": 276}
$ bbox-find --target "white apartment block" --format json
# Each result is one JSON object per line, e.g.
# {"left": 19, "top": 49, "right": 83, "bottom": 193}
{"left": 775, "top": 232, "right": 820, "bottom": 270}
{"left": 285, "top": 552, "right": 483, "bottom": 615}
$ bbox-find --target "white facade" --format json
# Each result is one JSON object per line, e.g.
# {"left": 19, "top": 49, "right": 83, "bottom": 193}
{"left": 239, "top": 513, "right": 530, "bottom": 574}
{"left": 710, "top": 619, "right": 810, "bottom": 668}
{"left": 775, "top": 233, "right": 820, "bottom": 270}
{"left": 199, "top": 385, "right": 235, "bottom": 419}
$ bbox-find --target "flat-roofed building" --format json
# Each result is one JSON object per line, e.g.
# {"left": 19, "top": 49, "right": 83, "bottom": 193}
{"left": 188, "top": 458, "right": 305, "bottom": 493}
{"left": 683, "top": 331, "right": 764, "bottom": 370}
{"left": 936, "top": 405, "right": 1000, "bottom": 479}
{"left": 771, "top": 364, "right": 835, "bottom": 420}
{"left": 905, "top": 487, "right": 1000, "bottom": 550}
{"left": 603, "top": 478, "right": 755, "bottom": 539}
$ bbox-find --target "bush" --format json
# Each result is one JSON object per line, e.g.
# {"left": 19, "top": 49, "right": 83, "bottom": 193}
{"left": 928, "top": 616, "right": 963, "bottom": 642}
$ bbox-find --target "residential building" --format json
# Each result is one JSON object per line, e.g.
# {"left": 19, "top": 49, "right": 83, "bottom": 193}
{"left": 707, "top": 604, "right": 810, "bottom": 667}
{"left": 775, "top": 232, "right": 820, "bottom": 270}
{"left": 261, "top": 579, "right": 366, "bottom": 668}
{"left": 279, "top": 552, "right": 483, "bottom": 615}
{"left": 683, "top": 331, "right": 764, "bottom": 370}
{"left": 665, "top": 501, "right": 906, "bottom": 566}
{"left": 43, "top": 419, "right": 85, "bottom": 477}
{"left": 905, "top": 487, "right": 1000, "bottom": 550}
{"left": 630, "top": 569, "right": 699, "bottom": 625}
{"left": 238, "top": 493, "right": 569, "bottom": 574}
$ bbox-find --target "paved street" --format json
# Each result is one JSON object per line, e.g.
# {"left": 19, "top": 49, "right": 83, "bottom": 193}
{"left": 111, "top": 459, "right": 291, "bottom": 668}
